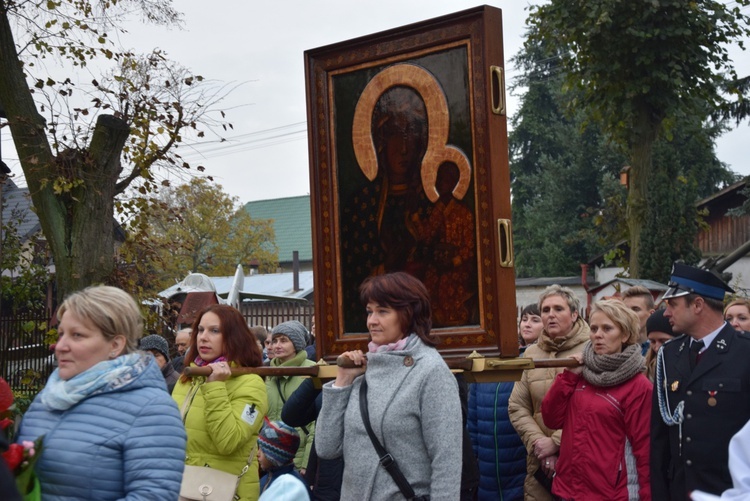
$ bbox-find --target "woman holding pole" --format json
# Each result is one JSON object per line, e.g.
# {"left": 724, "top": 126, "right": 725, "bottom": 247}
{"left": 508, "top": 285, "right": 590, "bottom": 501}
{"left": 315, "top": 271, "right": 463, "bottom": 501}
{"left": 172, "top": 304, "right": 268, "bottom": 501}
{"left": 541, "top": 299, "right": 651, "bottom": 500}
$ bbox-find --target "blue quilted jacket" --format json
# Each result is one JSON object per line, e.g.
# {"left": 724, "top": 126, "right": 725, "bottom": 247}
{"left": 17, "top": 355, "right": 187, "bottom": 500}
{"left": 467, "top": 382, "right": 526, "bottom": 501}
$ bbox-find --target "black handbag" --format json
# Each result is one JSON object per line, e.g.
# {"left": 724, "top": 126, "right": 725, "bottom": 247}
{"left": 533, "top": 465, "right": 554, "bottom": 494}
{"left": 359, "top": 378, "right": 429, "bottom": 501}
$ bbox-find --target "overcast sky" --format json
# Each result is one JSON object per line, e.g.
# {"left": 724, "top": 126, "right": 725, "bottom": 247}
{"left": 2, "top": 1, "right": 748, "bottom": 204}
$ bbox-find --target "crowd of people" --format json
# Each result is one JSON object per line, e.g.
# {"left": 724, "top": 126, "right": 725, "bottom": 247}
{"left": 4, "top": 263, "right": 750, "bottom": 500}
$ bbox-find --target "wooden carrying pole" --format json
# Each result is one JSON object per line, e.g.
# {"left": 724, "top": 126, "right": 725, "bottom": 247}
{"left": 182, "top": 356, "right": 582, "bottom": 383}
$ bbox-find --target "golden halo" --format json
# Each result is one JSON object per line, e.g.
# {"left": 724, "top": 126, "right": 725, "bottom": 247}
{"left": 351, "top": 63, "right": 471, "bottom": 202}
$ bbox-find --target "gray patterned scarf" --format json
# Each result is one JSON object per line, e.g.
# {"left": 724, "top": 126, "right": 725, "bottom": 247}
{"left": 582, "top": 341, "right": 644, "bottom": 387}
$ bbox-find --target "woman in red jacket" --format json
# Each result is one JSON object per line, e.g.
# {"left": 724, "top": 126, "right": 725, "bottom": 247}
{"left": 541, "top": 299, "right": 652, "bottom": 501}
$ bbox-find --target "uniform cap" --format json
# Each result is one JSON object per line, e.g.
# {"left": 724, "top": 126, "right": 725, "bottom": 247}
{"left": 662, "top": 263, "right": 733, "bottom": 301}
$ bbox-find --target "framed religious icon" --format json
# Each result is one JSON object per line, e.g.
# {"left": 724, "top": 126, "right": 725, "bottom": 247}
{"left": 305, "top": 6, "right": 517, "bottom": 361}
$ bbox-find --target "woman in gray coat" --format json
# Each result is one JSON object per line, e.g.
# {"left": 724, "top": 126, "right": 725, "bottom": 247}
{"left": 315, "top": 272, "right": 463, "bottom": 500}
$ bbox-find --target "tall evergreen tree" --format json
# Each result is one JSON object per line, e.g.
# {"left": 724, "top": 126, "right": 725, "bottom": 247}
{"left": 527, "top": 0, "right": 750, "bottom": 276}
{"left": 510, "top": 30, "right": 737, "bottom": 280}
{"left": 639, "top": 112, "right": 736, "bottom": 283}
{"left": 509, "top": 33, "right": 625, "bottom": 278}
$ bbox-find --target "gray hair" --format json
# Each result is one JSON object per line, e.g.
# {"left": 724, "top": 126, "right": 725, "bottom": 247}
{"left": 538, "top": 284, "right": 581, "bottom": 314}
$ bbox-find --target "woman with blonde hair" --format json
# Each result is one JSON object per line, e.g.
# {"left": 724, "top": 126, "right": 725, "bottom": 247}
{"left": 724, "top": 299, "right": 750, "bottom": 332}
{"left": 542, "top": 299, "right": 651, "bottom": 500}
{"left": 17, "top": 285, "right": 186, "bottom": 500}
{"left": 508, "top": 285, "right": 590, "bottom": 500}
{"left": 173, "top": 304, "right": 268, "bottom": 501}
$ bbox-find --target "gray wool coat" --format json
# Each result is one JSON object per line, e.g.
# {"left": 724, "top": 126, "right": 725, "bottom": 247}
{"left": 315, "top": 336, "right": 462, "bottom": 500}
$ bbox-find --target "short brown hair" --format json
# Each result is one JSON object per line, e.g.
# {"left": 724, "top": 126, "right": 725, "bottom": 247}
{"left": 622, "top": 285, "right": 655, "bottom": 309}
{"left": 359, "top": 272, "right": 437, "bottom": 347}
{"left": 249, "top": 325, "right": 268, "bottom": 344}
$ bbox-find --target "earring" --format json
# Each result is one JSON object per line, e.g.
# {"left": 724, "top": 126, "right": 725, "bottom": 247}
{"left": 110, "top": 352, "right": 117, "bottom": 358}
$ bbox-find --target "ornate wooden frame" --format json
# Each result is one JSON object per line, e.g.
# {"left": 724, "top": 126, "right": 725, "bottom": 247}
{"left": 305, "top": 6, "right": 517, "bottom": 361}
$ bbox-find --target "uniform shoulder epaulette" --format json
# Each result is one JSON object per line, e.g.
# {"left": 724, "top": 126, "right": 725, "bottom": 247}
{"left": 737, "top": 330, "right": 750, "bottom": 340}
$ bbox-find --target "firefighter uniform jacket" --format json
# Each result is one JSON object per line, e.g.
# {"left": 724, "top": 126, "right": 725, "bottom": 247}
{"left": 651, "top": 325, "right": 750, "bottom": 500}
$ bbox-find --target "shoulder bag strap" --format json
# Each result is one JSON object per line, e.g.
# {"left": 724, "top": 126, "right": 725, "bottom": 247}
{"left": 276, "top": 377, "right": 310, "bottom": 435}
{"left": 359, "top": 377, "right": 417, "bottom": 500}
{"left": 276, "top": 377, "right": 287, "bottom": 404}
{"left": 180, "top": 380, "right": 203, "bottom": 423}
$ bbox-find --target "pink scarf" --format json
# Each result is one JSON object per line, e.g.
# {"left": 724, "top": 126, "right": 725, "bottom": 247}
{"left": 368, "top": 335, "right": 411, "bottom": 354}
{"left": 193, "top": 355, "right": 228, "bottom": 367}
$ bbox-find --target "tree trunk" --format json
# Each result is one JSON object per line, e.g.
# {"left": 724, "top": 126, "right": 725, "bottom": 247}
{"left": 52, "top": 116, "right": 130, "bottom": 303}
{"left": 1, "top": 8, "right": 130, "bottom": 303}
{"left": 627, "top": 105, "right": 660, "bottom": 278}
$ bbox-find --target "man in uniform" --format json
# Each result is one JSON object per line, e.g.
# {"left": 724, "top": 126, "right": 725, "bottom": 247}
{"left": 651, "top": 263, "right": 750, "bottom": 500}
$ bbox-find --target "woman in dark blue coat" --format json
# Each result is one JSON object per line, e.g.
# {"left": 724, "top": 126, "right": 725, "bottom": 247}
{"left": 467, "top": 304, "right": 542, "bottom": 500}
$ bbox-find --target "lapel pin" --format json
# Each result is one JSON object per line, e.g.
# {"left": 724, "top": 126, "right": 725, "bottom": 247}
{"left": 671, "top": 381, "right": 680, "bottom": 392}
{"left": 679, "top": 342, "right": 686, "bottom": 352}
{"left": 717, "top": 339, "right": 727, "bottom": 350}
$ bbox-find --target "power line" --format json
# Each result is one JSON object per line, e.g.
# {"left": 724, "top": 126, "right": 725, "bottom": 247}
{"left": 178, "top": 123, "right": 308, "bottom": 162}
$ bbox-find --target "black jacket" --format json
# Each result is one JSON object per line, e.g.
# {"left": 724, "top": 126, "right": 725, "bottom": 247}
{"left": 651, "top": 325, "right": 750, "bottom": 500}
{"left": 282, "top": 378, "right": 343, "bottom": 501}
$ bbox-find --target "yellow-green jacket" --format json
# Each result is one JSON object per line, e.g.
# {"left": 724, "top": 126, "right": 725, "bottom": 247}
{"left": 266, "top": 350, "right": 316, "bottom": 470}
{"left": 173, "top": 370, "right": 268, "bottom": 501}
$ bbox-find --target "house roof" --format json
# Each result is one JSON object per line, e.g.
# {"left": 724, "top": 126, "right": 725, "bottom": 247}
{"left": 515, "top": 276, "right": 595, "bottom": 288}
{"left": 159, "top": 270, "right": 314, "bottom": 302}
{"left": 243, "top": 195, "right": 312, "bottom": 264}
{"left": 586, "top": 277, "right": 668, "bottom": 294}
{"left": 1, "top": 179, "right": 40, "bottom": 242}
{"left": 696, "top": 177, "right": 748, "bottom": 209}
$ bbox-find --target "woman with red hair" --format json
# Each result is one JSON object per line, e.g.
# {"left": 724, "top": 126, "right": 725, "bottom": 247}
{"left": 172, "top": 304, "right": 268, "bottom": 501}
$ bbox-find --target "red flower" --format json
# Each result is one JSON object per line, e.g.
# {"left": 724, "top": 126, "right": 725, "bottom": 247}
{"left": 0, "top": 378, "right": 13, "bottom": 413}
{"left": 0, "top": 418, "right": 12, "bottom": 431}
{"left": 2, "top": 443, "right": 24, "bottom": 471}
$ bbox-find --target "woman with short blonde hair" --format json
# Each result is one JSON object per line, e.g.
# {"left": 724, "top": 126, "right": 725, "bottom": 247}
{"left": 541, "top": 299, "right": 651, "bottom": 500}
{"left": 17, "top": 285, "right": 186, "bottom": 500}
